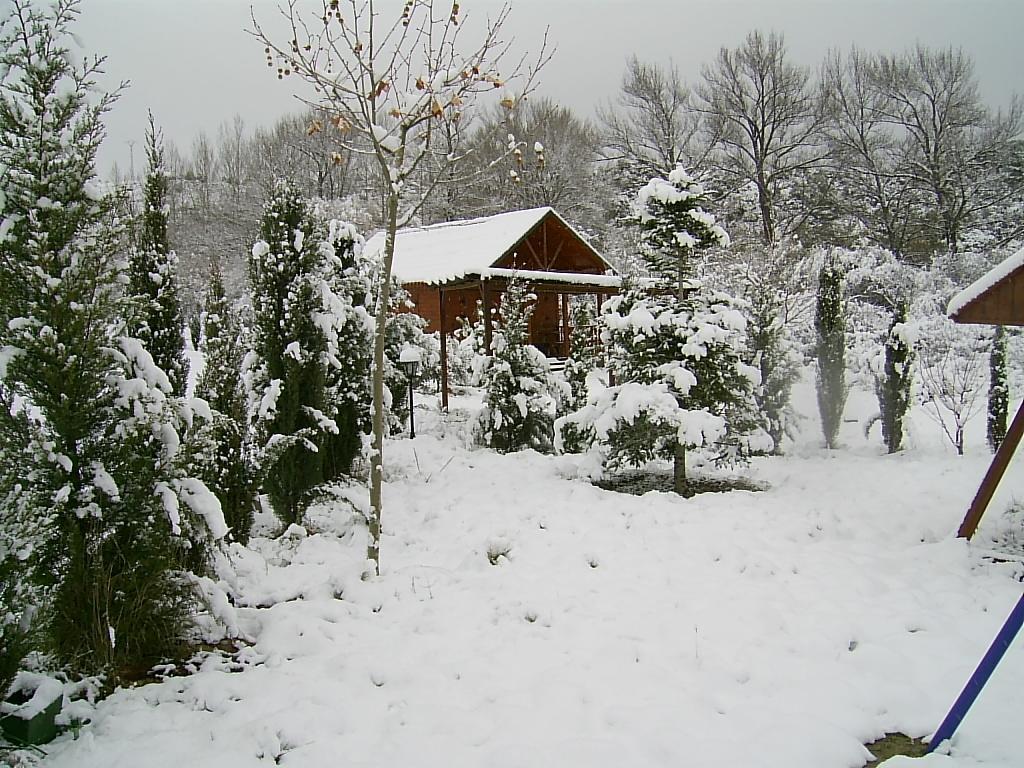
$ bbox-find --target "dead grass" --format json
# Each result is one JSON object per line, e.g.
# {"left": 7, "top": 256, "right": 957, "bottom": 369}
{"left": 863, "top": 733, "right": 929, "bottom": 767}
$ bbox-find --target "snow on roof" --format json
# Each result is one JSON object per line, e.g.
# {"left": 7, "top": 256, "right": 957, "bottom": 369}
{"left": 480, "top": 268, "right": 622, "bottom": 288}
{"left": 364, "top": 207, "right": 612, "bottom": 285}
{"left": 947, "top": 245, "right": 1024, "bottom": 319}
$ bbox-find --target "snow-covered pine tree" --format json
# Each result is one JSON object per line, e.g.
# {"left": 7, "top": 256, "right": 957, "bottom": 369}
{"left": 877, "top": 300, "right": 913, "bottom": 453}
{"left": 193, "top": 263, "right": 256, "bottom": 543}
{"left": 556, "top": 301, "right": 601, "bottom": 454}
{"left": 596, "top": 166, "right": 753, "bottom": 492}
{"left": 475, "top": 277, "right": 562, "bottom": 453}
{"left": 248, "top": 183, "right": 372, "bottom": 525}
{"left": 576, "top": 282, "right": 760, "bottom": 494}
{"left": 129, "top": 112, "right": 187, "bottom": 394}
{"left": 815, "top": 258, "right": 847, "bottom": 448}
{"left": 0, "top": 0, "right": 226, "bottom": 674}
{"left": 635, "top": 166, "right": 730, "bottom": 294}
{"left": 988, "top": 325, "right": 1008, "bottom": 452}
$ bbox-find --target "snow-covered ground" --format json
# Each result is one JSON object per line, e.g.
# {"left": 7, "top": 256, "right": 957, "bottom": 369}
{"left": 37, "top": 375, "right": 1024, "bottom": 768}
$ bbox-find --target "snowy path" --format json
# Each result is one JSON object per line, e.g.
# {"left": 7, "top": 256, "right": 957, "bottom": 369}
{"left": 42, "top": 427, "right": 1024, "bottom": 768}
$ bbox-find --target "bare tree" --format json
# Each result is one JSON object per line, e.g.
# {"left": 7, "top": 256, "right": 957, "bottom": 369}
{"left": 821, "top": 47, "right": 929, "bottom": 260}
{"left": 917, "top": 315, "right": 988, "bottom": 455}
{"left": 218, "top": 115, "right": 250, "bottom": 204}
{"left": 598, "top": 56, "right": 706, "bottom": 186}
{"left": 870, "top": 45, "right": 1022, "bottom": 255}
{"left": 458, "top": 97, "right": 608, "bottom": 232}
{"left": 696, "top": 30, "right": 825, "bottom": 246}
{"left": 253, "top": 0, "right": 549, "bottom": 574}
{"left": 187, "top": 131, "right": 219, "bottom": 213}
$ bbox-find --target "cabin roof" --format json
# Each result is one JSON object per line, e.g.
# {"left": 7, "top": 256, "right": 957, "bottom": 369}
{"left": 948, "top": 246, "right": 1024, "bottom": 327}
{"left": 363, "top": 206, "right": 615, "bottom": 286}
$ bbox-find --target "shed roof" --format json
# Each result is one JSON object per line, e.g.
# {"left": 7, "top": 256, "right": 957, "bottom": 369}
{"left": 363, "top": 206, "right": 615, "bottom": 285}
{"left": 948, "top": 246, "right": 1024, "bottom": 327}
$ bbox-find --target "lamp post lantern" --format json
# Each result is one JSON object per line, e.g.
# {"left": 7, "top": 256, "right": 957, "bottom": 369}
{"left": 398, "top": 346, "right": 422, "bottom": 438}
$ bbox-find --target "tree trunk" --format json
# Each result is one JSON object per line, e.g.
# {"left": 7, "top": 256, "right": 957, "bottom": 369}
{"left": 673, "top": 441, "right": 688, "bottom": 496}
{"left": 367, "top": 191, "right": 399, "bottom": 575}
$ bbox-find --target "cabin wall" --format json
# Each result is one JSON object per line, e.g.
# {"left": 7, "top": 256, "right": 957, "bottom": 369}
{"left": 405, "top": 283, "right": 480, "bottom": 335}
{"left": 953, "top": 266, "right": 1024, "bottom": 327}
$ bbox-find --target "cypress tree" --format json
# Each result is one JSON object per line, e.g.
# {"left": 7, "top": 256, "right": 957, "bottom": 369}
{"left": 877, "top": 300, "right": 913, "bottom": 454}
{"left": 987, "top": 325, "right": 1008, "bottom": 453}
{"left": 249, "top": 184, "right": 371, "bottom": 525}
{"left": 476, "top": 277, "right": 559, "bottom": 453}
{"left": 193, "top": 263, "right": 256, "bottom": 543}
{"left": 0, "top": 0, "right": 224, "bottom": 675}
{"left": 129, "top": 112, "right": 187, "bottom": 394}
{"left": 815, "top": 260, "right": 847, "bottom": 449}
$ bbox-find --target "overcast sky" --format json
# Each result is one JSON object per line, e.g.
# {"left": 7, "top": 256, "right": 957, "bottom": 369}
{"left": 64, "top": 0, "right": 1024, "bottom": 176}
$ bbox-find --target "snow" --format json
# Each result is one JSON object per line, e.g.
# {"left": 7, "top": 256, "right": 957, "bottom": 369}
{"left": 177, "top": 477, "right": 229, "bottom": 541}
{"left": 480, "top": 267, "right": 621, "bottom": 289}
{"left": 90, "top": 461, "right": 120, "bottom": 501}
{"left": 398, "top": 345, "right": 422, "bottom": 364}
{"left": 258, "top": 378, "right": 283, "bottom": 420}
{"left": 363, "top": 208, "right": 615, "bottom": 285}
{"left": 2, "top": 673, "right": 63, "bottom": 720}
{"left": 33, "top": 373, "right": 1024, "bottom": 768}
{"left": 947, "top": 245, "right": 1024, "bottom": 319}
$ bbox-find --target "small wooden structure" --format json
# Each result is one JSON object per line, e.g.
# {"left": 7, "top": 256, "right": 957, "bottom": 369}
{"left": 365, "top": 207, "right": 621, "bottom": 409}
{"left": 947, "top": 245, "right": 1024, "bottom": 538}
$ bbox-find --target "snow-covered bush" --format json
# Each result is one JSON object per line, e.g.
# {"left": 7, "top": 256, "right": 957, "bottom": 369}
{"left": 445, "top": 318, "right": 483, "bottom": 388}
{"left": 557, "top": 301, "right": 602, "bottom": 454}
{"left": 248, "top": 182, "right": 373, "bottom": 526}
{"left": 475, "top": 278, "right": 565, "bottom": 453}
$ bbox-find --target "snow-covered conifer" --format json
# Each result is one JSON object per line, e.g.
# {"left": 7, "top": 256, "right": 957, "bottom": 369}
{"left": 248, "top": 183, "right": 372, "bottom": 525}
{"left": 572, "top": 172, "right": 755, "bottom": 492}
{"left": 193, "top": 263, "right": 256, "bottom": 543}
{"left": 560, "top": 280, "right": 762, "bottom": 494}
{"left": 383, "top": 286, "right": 435, "bottom": 435}
{"left": 556, "top": 302, "right": 601, "bottom": 454}
{"left": 988, "top": 325, "right": 1009, "bottom": 452}
{"left": 475, "top": 277, "right": 563, "bottom": 453}
{"left": 877, "top": 300, "right": 914, "bottom": 453}
{"left": 129, "top": 112, "right": 187, "bottom": 394}
{"left": 635, "top": 166, "right": 730, "bottom": 293}
{"left": 0, "top": 0, "right": 226, "bottom": 674}
{"left": 815, "top": 258, "right": 847, "bottom": 448}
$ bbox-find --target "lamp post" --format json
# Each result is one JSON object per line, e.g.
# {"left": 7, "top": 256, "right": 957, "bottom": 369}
{"left": 398, "top": 346, "right": 422, "bottom": 438}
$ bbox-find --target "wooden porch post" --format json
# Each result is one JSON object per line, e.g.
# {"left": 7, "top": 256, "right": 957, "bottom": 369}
{"left": 438, "top": 285, "right": 449, "bottom": 411}
{"left": 560, "top": 292, "right": 571, "bottom": 357}
{"left": 481, "top": 279, "right": 493, "bottom": 351}
{"left": 958, "top": 398, "right": 1024, "bottom": 539}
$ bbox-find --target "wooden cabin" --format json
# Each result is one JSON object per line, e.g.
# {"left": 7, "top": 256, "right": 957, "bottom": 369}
{"left": 364, "top": 207, "right": 622, "bottom": 408}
